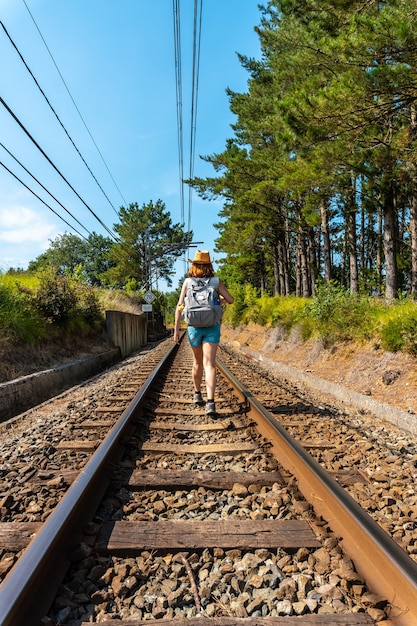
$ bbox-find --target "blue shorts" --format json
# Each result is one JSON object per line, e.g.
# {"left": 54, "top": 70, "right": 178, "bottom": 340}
{"left": 187, "top": 324, "right": 221, "bottom": 347}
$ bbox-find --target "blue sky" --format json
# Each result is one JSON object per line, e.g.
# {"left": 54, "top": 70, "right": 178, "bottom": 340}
{"left": 0, "top": 0, "right": 261, "bottom": 289}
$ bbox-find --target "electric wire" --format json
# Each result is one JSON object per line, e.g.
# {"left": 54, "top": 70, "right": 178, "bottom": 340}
{"left": 0, "top": 96, "right": 118, "bottom": 242}
{"left": 0, "top": 20, "right": 120, "bottom": 218}
{"left": 0, "top": 142, "right": 91, "bottom": 237}
{"left": 22, "top": 0, "right": 128, "bottom": 208}
{"left": 188, "top": 0, "right": 203, "bottom": 234}
{"left": 0, "top": 161, "right": 90, "bottom": 242}
{"left": 0, "top": 140, "right": 137, "bottom": 269}
{"left": 172, "top": 0, "right": 203, "bottom": 258}
{"left": 172, "top": 0, "right": 185, "bottom": 226}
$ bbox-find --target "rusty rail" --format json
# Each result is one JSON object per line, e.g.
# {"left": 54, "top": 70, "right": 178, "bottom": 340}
{"left": 0, "top": 341, "right": 178, "bottom": 626}
{"left": 217, "top": 356, "right": 417, "bottom": 625}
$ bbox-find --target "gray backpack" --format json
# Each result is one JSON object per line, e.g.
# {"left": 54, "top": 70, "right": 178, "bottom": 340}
{"left": 183, "top": 276, "right": 223, "bottom": 327}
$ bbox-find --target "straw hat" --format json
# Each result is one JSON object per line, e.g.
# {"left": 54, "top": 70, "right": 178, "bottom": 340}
{"left": 188, "top": 250, "right": 212, "bottom": 265}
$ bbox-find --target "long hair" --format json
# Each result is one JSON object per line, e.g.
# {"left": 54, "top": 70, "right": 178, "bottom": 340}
{"left": 188, "top": 263, "right": 214, "bottom": 278}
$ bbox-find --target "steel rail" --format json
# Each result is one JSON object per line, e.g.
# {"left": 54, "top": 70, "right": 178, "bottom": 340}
{"left": 217, "top": 356, "right": 417, "bottom": 625}
{"left": 0, "top": 341, "right": 179, "bottom": 626}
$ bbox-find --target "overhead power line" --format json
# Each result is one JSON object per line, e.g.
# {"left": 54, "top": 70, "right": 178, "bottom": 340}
{"left": 172, "top": 0, "right": 203, "bottom": 236}
{"left": 0, "top": 96, "right": 118, "bottom": 241}
{"left": 0, "top": 20, "right": 119, "bottom": 217}
{"left": 22, "top": 0, "right": 128, "bottom": 208}
{"left": 173, "top": 0, "right": 185, "bottom": 226}
{"left": 0, "top": 160, "right": 90, "bottom": 241}
{"left": 0, "top": 141, "right": 91, "bottom": 238}
{"left": 188, "top": 0, "right": 203, "bottom": 234}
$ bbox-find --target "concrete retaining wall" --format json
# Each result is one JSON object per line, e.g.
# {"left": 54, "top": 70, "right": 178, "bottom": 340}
{"left": 0, "top": 348, "right": 121, "bottom": 422}
{"left": 106, "top": 310, "right": 148, "bottom": 358}
{"left": 241, "top": 347, "right": 417, "bottom": 436}
{"left": 1, "top": 310, "right": 149, "bottom": 422}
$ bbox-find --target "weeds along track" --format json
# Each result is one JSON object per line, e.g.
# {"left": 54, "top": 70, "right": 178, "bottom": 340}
{"left": 0, "top": 336, "right": 417, "bottom": 625}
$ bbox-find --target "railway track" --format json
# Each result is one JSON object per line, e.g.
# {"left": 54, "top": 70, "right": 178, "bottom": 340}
{"left": 1, "top": 335, "right": 417, "bottom": 625}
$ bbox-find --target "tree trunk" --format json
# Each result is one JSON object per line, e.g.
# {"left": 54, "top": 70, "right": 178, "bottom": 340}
{"left": 376, "top": 204, "right": 383, "bottom": 297}
{"left": 277, "top": 239, "right": 289, "bottom": 295}
{"left": 346, "top": 176, "right": 359, "bottom": 294}
{"left": 410, "top": 188, "right": 417, "bottom": 296}
{"left": 272, "top": 242, "right": 280, "bottom": 296}
{"left": 360, "top": 187, "right": 365, "bottom": 289}
{"left": 284, "top": 214, "right": 291, "bottom": 295}
{"left": 410, "top": 104, "right": 417, "bottom": 297}
{"left": 295, "top": 226, "right": 301, "bottom": 297}
{"left": 271, "top": 213, "right": 290, "bottom": 295}
{"left": 320, "top": 201, "right": 332, "bottom": 283}
{"left": 383, "top": 176, "right": 398, "bottom": 299}
{"left": 308, "top": 226, "right": 317, "bottom": 295}
{"left": 297, "top": 223, "right": 310, "bottom": 297}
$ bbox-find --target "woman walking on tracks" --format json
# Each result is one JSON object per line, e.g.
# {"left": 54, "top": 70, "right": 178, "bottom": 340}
{"left": 173, "top": 250, "right": 234, "bottom": 415}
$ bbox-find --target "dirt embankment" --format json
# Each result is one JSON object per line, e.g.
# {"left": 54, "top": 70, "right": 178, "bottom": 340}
{"left": 3, "top": 322, "right": 417, "bottom": 417}
{"left": 221, "top": 323, "right": 417, "bottom": 416}
{"left": 0, "top": 335, "right": 114, "bottom": 384}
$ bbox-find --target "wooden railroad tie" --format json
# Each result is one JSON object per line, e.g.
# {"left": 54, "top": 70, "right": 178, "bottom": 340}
{"left": 82, "top": 420, "right": 114, "bottom": 428}
{"left": 95, "top": 518, "right": 321, "bottom": 554}
{"left": 0, "top": 522, "right": 42, "bottom": 551}
{"left": 126, "top": 469, "right": 286, "bottom": 490}
{"left": 76, "top": 615, "right": 374, "bottom": 625}
{"left": 19, "top": 467, "right": 366, "bottom": 490}
{"left": 95, "top": 406, "right": 125, "bottom": 413}
{"left": 148, "top": 407, "right": 239, "bottom": 418}
{"left": 141, "top": 442, "right": 261, "bottom": 455}
{"left": 148, "top": 419, "right": 246, "bottom": 431}
{"left": 55, "top": 440, "right": 98, "bottom": 451}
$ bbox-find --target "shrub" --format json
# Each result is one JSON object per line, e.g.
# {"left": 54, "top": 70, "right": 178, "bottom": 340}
{"left": 0, "top": 280, "right": 45, "bottom": 342}
{"left": 297, "top": 318, "right": 314, "bottom": 341}
{"left": 34, "top": 271, "right": 77, "bottom": 325}
{"left": 225, "top": 284, "right": 248, "bottom": 327}
{"left": 270, "top": 296, "right": 307, "bottom": 331}
{"left": 305, "top": 281, "right": 374, "bottom": 342}
{"left": 380, "top": 310, "right": 417, "bottom": 355}
{"left": 75, "top": 286, "right": 103, "bottom": 326}
{"left": 380, "top": 318, "right": 405, "bottom": 352}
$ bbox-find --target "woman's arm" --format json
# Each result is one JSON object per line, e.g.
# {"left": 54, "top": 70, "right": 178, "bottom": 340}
{"left": 173, "top": 281, "right": 188, "bottom": 343}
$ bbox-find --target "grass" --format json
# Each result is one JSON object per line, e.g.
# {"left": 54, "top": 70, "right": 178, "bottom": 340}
{"left": 224, "top": 281, "right": 417, "bottom": 357}
{"left": 98, "top": 289, "right": 144, "bottom": 314}
{"left": 2, "top": 271, "right": 417, "bottom": 359}
{"left": 0, "top": 275, "right": 44, "bottom": 343}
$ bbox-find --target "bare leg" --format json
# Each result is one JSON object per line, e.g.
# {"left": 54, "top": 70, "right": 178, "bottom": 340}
{"left": 191, "top": 345, "right": 203, "bottom": 392}
{"left": 202, "top": 341, "right": 218, "bottom": 400}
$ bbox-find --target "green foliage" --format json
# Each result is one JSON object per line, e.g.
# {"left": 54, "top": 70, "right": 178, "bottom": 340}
{"left": 0, "top": 278, "right": 45, "bottom": 343}
{"left": 34, "top": 270, "right": 78, "bottom": 325}
{"left": 380, "top": 318, "right": 405, "bottom": 352}
{"left": 28, "top": 232, "right": 114, "bottom": 286}
{"left": 32, "top": 269, "right": 106, "bottom": 331}
{"left": 225, "top": 283, "right": 251, "bottom": 327}
{"left": 191, "top": 0, "right": 417, "bottom": 298}
{"left": 163, "top": 290, "right": 179, "bottom": 325}
{"left": 380, "top": 305, "right": 417, "bottom": 356}
{"left": 223, "top": 281, "right": 417, "bottom": 355}
{"left": 74, "top": 286, "right": 103, "bottom": 326}
{"left": 270, "top": 296, "right": 308, "bottom": 331}
{"left": 240, "top": 284, "right": 261, "bottom": 323}
{"left": 1, "top": 272, "right": 40, "bottom": 291}
{"left": 125, "top": 278, "right": 140, "bottom": 292}
{"left": 105, "top": 200, "right": 191, "bottom": 289}
{"left": 304, "top": 282, "right": 376, "bottom": 342}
